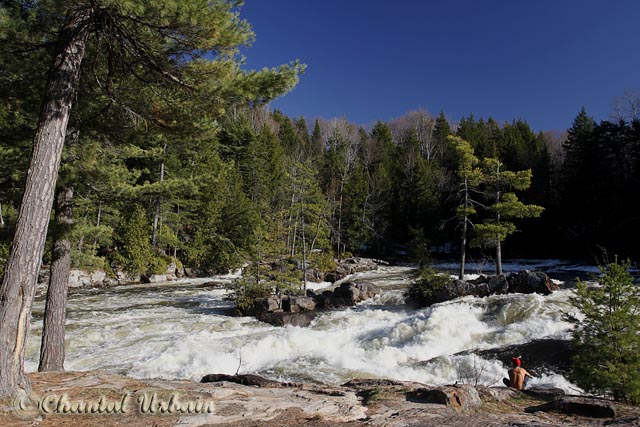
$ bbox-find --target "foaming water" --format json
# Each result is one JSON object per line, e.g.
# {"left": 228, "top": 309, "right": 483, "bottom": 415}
{"left": 26, "top": 264, "right": 583, "bottom": 392}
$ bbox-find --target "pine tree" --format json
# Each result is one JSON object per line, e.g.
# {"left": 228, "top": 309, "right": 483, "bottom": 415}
{"left": 568, "top": 259, "right": 640, "bottom": 404}
{"left": 0, "top": 0, "right": 303, "bottom": 398}
{"left": 473, "top": 157, "right": 544, "bottom": 275}
{"left": 448, "top": 136, "right": 483, "bottom": 279}
{"left": 433, "top": 111, "right": 452, "bottom": 164}
{"left": 116, "top": 205, "right": 155, "bottom": 275}
{"left": 310, "top": 119, "right": 323, "bottom": 159}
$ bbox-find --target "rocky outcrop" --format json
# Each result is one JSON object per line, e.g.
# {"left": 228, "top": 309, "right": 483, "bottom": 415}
{"left": 325, "top": 257, "right": 384, "bottom": 282}
{"left": 526, "top": 396, "right": 617, "bottom": 418}
{"left": 469, "top": 339, "right": 574, "bottom": 375}
{"left": 409, "top": 271, "right": 558, "bottom": 308}
{"left": 246, "top": 281, "right": 379, "bottom": 327}
{"left": 36, "top": 259, "right": 186, "bottom": 291}
{"left": 407, "top": 275, "right": 508, "bottom": 307}
{"left": 508, "top": 270, "right": 559, "bottom": 295}
{"left": 3, "top": 371, "right": 632, "bottom": 427}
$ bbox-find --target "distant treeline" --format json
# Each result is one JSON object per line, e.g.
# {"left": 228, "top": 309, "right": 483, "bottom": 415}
{"left": 1, "top": 103, "right": 639, "bottom": 276}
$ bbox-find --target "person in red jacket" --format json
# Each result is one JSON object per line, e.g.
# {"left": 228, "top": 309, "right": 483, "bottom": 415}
{"left": 503, "top": 357, "right": 532, "bottom": 390}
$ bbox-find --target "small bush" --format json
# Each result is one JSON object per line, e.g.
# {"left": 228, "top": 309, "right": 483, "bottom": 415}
{"left": 226, "top": 259, "right": 304, "bottom": 312}
{"left": 310, "top": 252, "right": 337, "bottom": 274}
{"left": 228, "top": 276, "right": 274, "bottom": 312}
{"left": 404, "top": 268, "right": 451, "bottom": 306}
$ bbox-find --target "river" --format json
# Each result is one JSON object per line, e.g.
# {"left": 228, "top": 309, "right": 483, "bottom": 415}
{"left": 25, "top": 259, "right": 595, "bottom": 392}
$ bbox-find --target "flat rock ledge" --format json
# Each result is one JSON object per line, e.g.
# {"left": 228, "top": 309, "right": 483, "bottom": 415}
{"left": 1, "top": 371, "right": 637, "bottom": 427}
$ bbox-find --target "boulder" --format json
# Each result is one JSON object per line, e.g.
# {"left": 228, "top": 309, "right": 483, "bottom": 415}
{"left": 68, "top": 269, "right": 107, "bottom": 288}
{"left": 261, "top": 295, "right": 284, "bottom": 312}
{"left": 102, "top": 277, "right": 119, "bottom": 287}
{"left": 415, "top": 275, "right": 508, "bottom": 307}
{"left": 164, "top": 260, "right": 179, "bottom": 280}
{"left": 332, "top": 281, "right": 379, "bottom": 305}
{"left": 508, "top": 270, "right": 558, "bottom": 295}
{"left": 286, "top": 296, "right": 316, "bottom": 312}
{"left": 526, "top": 396, "right": 617, "bottom": 418}
{"left": 406, "top": 385, "right": 482, "bottom": 411}
{"left": 114, "top": 269, "right": 141, "bottom": 284}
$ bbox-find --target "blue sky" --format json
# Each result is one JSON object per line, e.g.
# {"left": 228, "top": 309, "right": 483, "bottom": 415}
{"left": 239, "top": 1, "right": 640, "bottom": 131}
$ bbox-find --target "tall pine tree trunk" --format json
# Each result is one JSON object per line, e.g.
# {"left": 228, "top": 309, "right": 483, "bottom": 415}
{"left": 0, "top": 7, "right": 91, "bottom": 398}
{"left": 496, "top": 240, "right": 503, "bottom": 276}
{"left": 495, "top": 176, "right": 503, "bottom": 276}
{"left": 459, "top": 178, "right": 469, "bottom": 280}
{"left": 152, "top": 144, "right": 166, "bottom": 248}
{"left": 39, "top": 186, "right": 74, "bottom": 372}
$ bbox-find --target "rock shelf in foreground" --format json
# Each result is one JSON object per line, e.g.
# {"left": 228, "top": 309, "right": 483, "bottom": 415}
{"left": 2, "top": 371, "right": 636, "bottom": 427}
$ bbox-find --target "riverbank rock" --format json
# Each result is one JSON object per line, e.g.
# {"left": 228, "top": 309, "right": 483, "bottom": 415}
{"left": 508, "top": 270, "right": 559, "bottom": 295}
{"left": 114, "top": 269, "right": 142, "bottom": 285}
{"left": 68, "top": 269, "right": 107, "bottom": 288}
{"left": 407, "top": 385, "right": 482, "bottom": 411}
{"left": 143, "top": 274, "right": 167, "bottom": 283}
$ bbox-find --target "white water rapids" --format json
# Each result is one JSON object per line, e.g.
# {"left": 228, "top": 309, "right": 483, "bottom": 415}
{"left": 25, "top": 261, "right": 592, "bottom": 392}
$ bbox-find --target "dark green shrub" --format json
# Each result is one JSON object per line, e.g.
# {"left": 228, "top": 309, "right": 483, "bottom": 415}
{"left": 567, "top": 258, "right": 640, "bottom": 404}
{"left": 404, "top": 267, "right": 451, "bottom": 306}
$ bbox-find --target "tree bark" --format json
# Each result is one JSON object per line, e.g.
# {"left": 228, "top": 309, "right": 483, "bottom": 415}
{"left": 38, "top": 186, "right": 74, "bottom": 372}
{"left": 0, "top": 7, "right": 91, "bottom": 398}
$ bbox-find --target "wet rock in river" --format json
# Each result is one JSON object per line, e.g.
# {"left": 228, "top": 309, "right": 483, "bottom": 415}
{"left": 247, "top": 281, "right": 379, "bottom": 327}
{"left": 508, "top": 270, "right": 559, "bottom": 295}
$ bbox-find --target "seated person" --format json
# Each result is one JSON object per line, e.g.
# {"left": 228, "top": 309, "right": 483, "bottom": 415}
{"left": 503, "top": 357, "right": 532, "bottom": 390}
